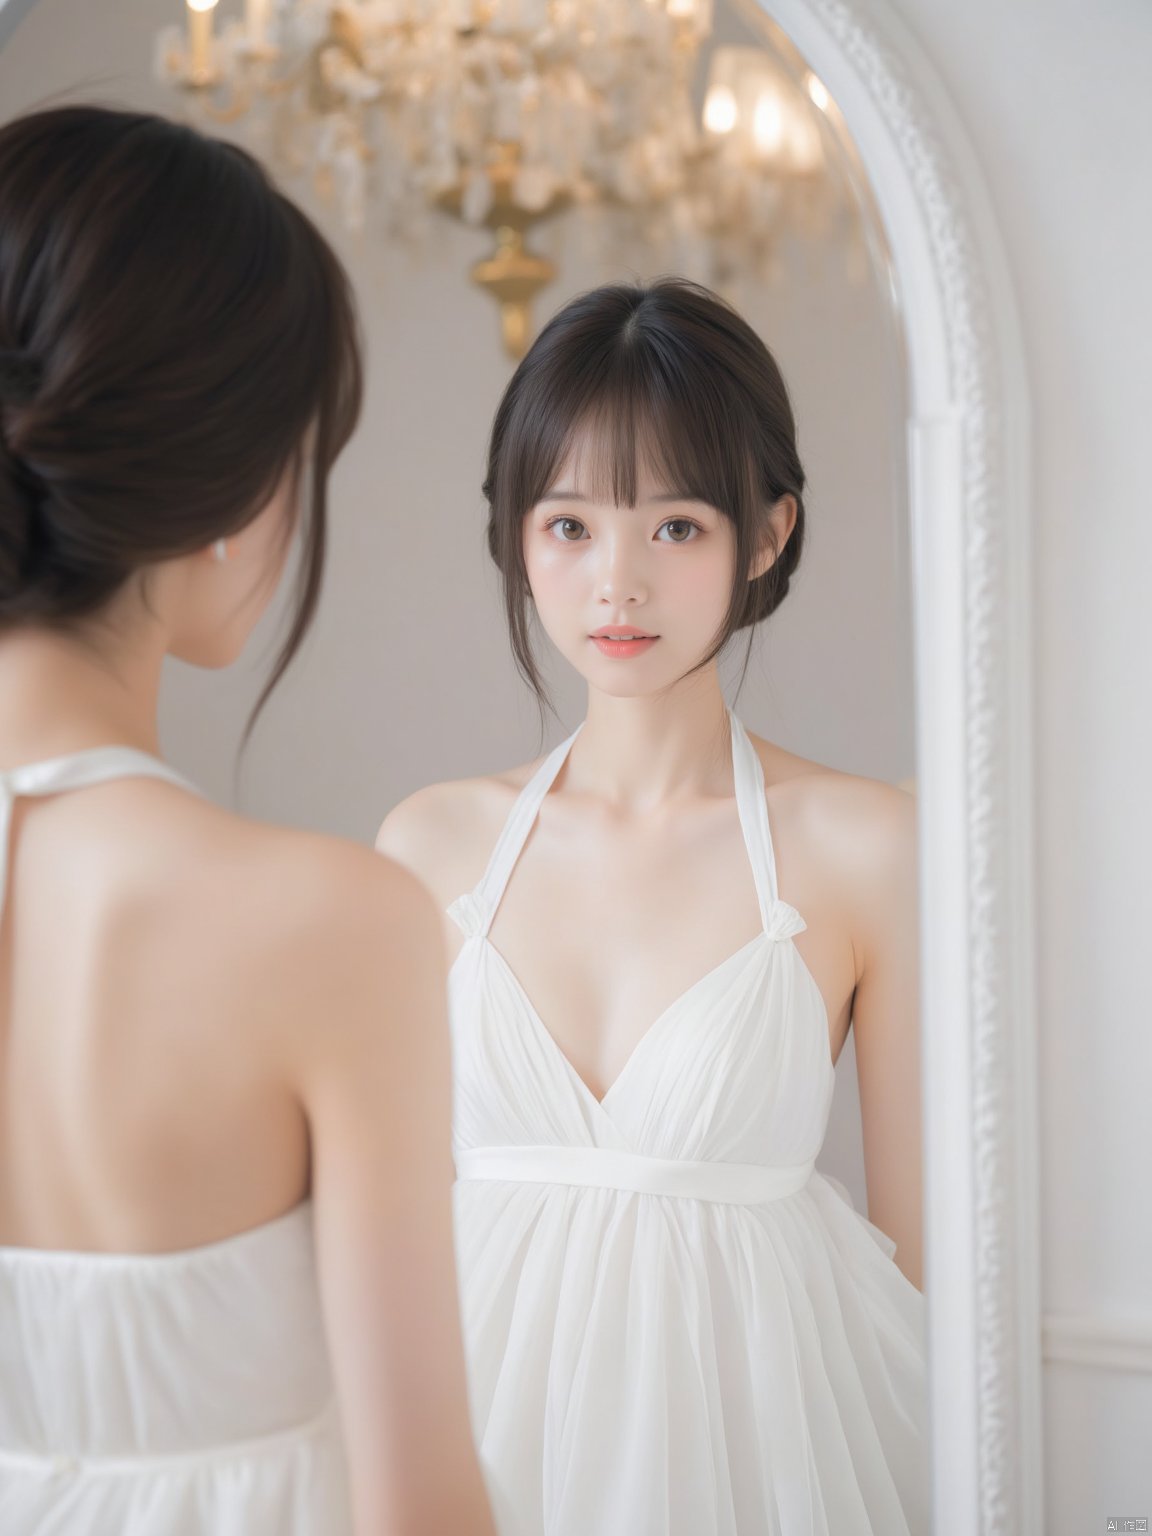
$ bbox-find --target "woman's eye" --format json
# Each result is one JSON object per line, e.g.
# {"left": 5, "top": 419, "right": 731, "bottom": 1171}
{"left": 543, "top": 516, "right": 700, "bottom": 543}
{"left": 658, "top": 519, "right": 700, "bottom": 543}
{"left": 546, "top": 517, "right": 588, "bottom": 542}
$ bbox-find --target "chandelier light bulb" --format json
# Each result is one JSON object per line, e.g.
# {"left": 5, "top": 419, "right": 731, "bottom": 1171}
{"left": 704, "top": 85, "right": 738, "bottom": 135}
{"left": 752, "top": 91, "right": 784, "bottom": 158}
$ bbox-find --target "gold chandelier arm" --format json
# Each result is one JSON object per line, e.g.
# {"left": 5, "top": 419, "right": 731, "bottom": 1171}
{"left": 470, "top": 226, "right": 556, "bottom": 361}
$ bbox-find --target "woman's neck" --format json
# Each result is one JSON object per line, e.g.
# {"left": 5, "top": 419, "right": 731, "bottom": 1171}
{"left": 570, "top": 672, "right": 734, "bottom": 814}
{"left": 0, "top": 621, "right": 166, "bottom": 762}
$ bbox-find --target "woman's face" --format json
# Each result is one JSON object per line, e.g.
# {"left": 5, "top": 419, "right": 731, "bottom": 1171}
{"left": 522, "top": 439, "right": 739, "bottom": 699}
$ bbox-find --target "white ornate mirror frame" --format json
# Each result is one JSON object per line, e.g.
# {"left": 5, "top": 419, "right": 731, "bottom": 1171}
{"left": 746, "top": 1, "right": 1041, "bottom": 1532}
{"left": 0, "top": 0, "right": 1042, "bottom": 1528}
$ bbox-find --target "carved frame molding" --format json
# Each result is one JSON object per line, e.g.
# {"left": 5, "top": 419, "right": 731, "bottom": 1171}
{"left": 752, "top": 1, "right": 1042, "bottom": 1531}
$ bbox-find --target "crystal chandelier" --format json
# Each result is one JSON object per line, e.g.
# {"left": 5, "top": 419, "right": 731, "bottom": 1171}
{"left": 677, "top": 42, "right": 859, "bottom": 296}
{"left": 156, "top": 2, "right": 848, "bottom": 356}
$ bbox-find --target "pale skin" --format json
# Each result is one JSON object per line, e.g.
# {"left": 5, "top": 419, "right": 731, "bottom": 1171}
{"left": 0, "top": 474, "right": 497, "bottom": 1536}
{"left": 378, "top": 445, "right": 923, "bottom": 1291}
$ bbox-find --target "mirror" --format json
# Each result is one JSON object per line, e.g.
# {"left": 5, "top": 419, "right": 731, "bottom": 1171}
{"left": 0, "top": 0, "right": 1039, "bottom": 1530}
{"left": 161, "top": 0, "right": 915, "bottom": 1240}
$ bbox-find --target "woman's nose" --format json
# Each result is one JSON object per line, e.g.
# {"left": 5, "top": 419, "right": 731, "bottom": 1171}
{"left": 596, "top": 535, "right": 648, "bottom": 605}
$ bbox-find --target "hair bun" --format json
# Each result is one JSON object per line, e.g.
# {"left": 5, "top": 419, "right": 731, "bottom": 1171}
{"left": 0, "top": 463, "right": 37, "bottom": 600}
{"left": 0, "top": 353, "right": 44, "bottom": 598}
{"left": 0, "top": 350, "right": 42, "bottom": 405}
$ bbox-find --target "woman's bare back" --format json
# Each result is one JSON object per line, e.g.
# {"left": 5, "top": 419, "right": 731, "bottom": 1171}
{"left": 0, "top": 759, "right": 415, "bottom": 1255}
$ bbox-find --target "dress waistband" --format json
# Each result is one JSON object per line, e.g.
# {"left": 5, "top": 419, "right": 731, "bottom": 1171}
{"left": 0, "top": 1400, "right": 339, "bottom": 1477}
{"left": 454, "top": 1145, "right": 815, "bottom": 1204}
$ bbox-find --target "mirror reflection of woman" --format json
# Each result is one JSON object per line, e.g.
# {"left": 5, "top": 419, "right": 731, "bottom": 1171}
{"left": 379, "top": 279, "right": 928, "bottom": 1536}
{"left": 0, "top": 106, "right": 495, "bottom": 1536}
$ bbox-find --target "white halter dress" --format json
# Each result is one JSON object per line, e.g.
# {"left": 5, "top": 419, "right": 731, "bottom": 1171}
{"left": 0, "top": 749, "right": 351, "bottom": 1535}
{"left": 447, "top": 709, "right": 928, "bottom": 1536}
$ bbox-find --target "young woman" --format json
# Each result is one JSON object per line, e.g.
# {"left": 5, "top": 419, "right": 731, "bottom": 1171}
{"left": 377, "top": 278, "right": 928, "bottom": 1535}
{"left": 0, "top": 106, "right": 495, "bottom": 1536}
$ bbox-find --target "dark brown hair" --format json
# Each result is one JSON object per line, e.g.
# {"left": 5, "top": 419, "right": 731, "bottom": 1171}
{"left": 483, "top": 276, "right": 807, "bottom": 727}
{"left": 0, "top": 104, "right": 363, "bottom": 738}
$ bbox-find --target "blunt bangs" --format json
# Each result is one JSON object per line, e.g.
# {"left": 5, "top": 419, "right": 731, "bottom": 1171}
{"left": 483, "top": 278, "right": 807, "bottom": 736}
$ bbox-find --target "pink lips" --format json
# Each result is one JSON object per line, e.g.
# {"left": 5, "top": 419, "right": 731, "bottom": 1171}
{"left": 589, "top": 635, "right": 663, "bottom": 660}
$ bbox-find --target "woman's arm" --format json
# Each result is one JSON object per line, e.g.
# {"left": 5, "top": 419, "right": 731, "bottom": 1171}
{"left": 843, "top": 784, "right": 924, "bottom": 1291}
{"left": 282, "top": 847, "right": 497, "bottom": 1536}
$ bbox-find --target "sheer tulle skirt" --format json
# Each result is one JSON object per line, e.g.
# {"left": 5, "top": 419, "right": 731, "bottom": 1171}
{"left": 455, "top": 1173, "right": 928, "bottom": 1536}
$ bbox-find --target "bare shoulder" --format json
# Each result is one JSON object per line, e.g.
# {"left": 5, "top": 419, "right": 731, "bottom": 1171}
{"left": 197, "top": 803, "right": 441, "bottom": 974}
{"left": 105, "top": 782, "right": 442, "bottom": 1030}
{"left": 374, "top": 748, "right": 549, "bottom": 906}
{"left": 745, "top": 729, "right": 917, "bottom": 906}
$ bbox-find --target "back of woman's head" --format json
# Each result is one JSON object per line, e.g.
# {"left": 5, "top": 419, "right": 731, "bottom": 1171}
{"left": 0, "top": 104, "right": 362, "bottom": 720}
{"left": 483, "top": 276, "right": 807, "bottom": 716}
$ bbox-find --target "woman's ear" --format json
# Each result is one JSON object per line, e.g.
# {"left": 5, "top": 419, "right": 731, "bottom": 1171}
{"left": 749, "top": 494, "right": 798, "bottom": 582}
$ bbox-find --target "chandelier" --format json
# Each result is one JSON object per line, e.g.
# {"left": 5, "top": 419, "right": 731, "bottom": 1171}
{"left": 156, "top": 2, "right": 848, "bottom": 357}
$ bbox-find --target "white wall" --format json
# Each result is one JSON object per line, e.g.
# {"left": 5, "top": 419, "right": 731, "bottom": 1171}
{"left": 875, "top": 0, "right": 1151, "bottom": 1528}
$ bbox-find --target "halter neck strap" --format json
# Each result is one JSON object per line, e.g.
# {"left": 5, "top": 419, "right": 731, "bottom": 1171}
{"left": 450, "top": 709, "right": 804, "bottom": 944}
{"left": 0, "top": 747, "right": 200, "bottom": 924}
{"left": 728, "top": 711, "right": 784, "bottom": 926}
{"left": 464, "top": 723, "right": 585, "bottom": 940}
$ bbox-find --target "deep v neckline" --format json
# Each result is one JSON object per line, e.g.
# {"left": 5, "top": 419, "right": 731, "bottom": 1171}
{"left": 446, "top": 708, "right": 811, "bottom": 1112}
{"left": 470, "top": 927, "right": 773, "bottom": 1109}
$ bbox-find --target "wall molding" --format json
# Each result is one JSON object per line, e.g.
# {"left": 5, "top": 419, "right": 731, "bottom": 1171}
{"left": 1043, "top": 1315, "right": 1152, "bottom": 1375}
